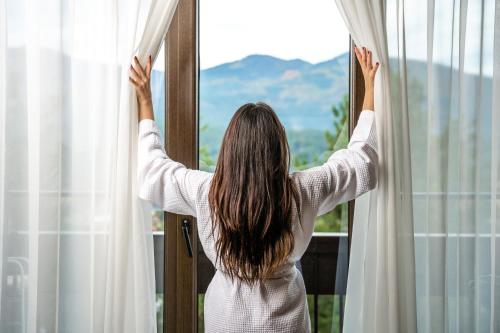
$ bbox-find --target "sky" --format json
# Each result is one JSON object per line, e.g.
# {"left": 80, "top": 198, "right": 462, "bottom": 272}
{"left": 6, "top": 0, "right": 493, "bottom": 76}
{"left": 385, "top": 0, "right": 494, "bottom": 76}
{"left": 154, "top": 0, "right": 350, "bottom": 70}
{"left": 198, "top": 0, "right": 350, "bottom": 69}
{"left": 194, "top": 0, "right": 494, "bottom": 75}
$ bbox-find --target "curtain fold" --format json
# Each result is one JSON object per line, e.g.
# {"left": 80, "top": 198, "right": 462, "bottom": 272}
{"left": 390, "top": 0, "right": 500, "bottom": 331}
{"left": 0, "top": 0, "right": 178, "bottom": 332}
{"left": 492, "top": 3, "right": 500, "bottom": 330}
{"left": 337, "top": 0, "right": 500, "bottom": 331}
{"left": 106, "top": 1, "right": 178, "bottom": 331}
{"left": 0, "top": 0, "right": 6, "bottom": 321}
{"left": 334, "top": 1, "right": 417, "bottom": 332}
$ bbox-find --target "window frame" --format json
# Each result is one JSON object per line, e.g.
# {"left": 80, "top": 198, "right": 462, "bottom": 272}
{"left": 162, "top": 0, "right": 198, "bottom": 331}
{"left": 159, "top": 0, "right": 366, "bottom": 331}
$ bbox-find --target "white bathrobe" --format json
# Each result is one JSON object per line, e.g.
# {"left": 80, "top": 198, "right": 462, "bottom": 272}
{"left": 137, "top": 110, "right": 378, "bottom": 333}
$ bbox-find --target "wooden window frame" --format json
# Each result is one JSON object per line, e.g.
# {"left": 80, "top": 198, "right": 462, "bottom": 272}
{"left": 160, "top": 0, "right": 365, "bottom": 331}
{"left": 163, "top": 0, "right": 198, "bottom": 331}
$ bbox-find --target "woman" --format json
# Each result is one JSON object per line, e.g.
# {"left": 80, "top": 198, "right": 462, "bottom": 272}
{"left": 129, "top": 46, "right": 379, "bottom": 332}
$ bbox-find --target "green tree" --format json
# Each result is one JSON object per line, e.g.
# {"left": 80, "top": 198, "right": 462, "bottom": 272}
{"left": 302, "top": 94, "right": 349, "bottom": 233}
{"left": 325, "top": 94, "right": 349, "bottom": 152}
{"left": 199, "top": 123, "right": 216, "bottom": 172}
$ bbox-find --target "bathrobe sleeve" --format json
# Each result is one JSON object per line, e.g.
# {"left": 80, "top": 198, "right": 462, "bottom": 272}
{"left": 137, "top": 119, "right": 211, "bottom": 217}
{"left": 292, "top": 110, "right": 378, "bottom": 218}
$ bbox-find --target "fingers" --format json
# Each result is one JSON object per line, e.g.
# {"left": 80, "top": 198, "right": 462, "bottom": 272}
{"left": 354, "top": 46, "right": 367, "bottom": 72}
{"left": 129, "top": 76, "right": 140, "bottom": 87}
{"left": 129, "top": 56, "right": 154, "bottom": 105}
{"left": 130, "top": 55, "right": 153, "bottom": 81}
{"left": 354, "top": 45, "right": 381, "bottom": 84}
{"left": 358, "top": 46, "right": 366, "bottom": 64}
{"left": 145, "top": 55, "right": 152, "bottom": 79}
{"left": 133, "top": 56, "right": 147, "bottom": 80}
{"left": 129, "top": 64, "right": 141, "bottom": 82}
{"left": 354, "top": 45, "right": 369, "bottom": 69}
{"left": 354, "top": 46, "right": 363, "bottom": 65}
{"left": 355, "top": 45, "right": 378, "bottom": 71}
{"left": 371, "top": 62, "right": 380, "bottom": 76}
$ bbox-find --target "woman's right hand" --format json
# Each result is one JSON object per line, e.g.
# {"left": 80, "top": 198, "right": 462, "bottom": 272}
{"left": 129, "top": 55, "right": 155, "bottom": 121}
{"left": 354, "top": 46, "right": 379, "bottom": 111}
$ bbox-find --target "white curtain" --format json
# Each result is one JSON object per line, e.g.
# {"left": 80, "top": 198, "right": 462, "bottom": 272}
{"left": 334, "top": 1, "right": 417, "bottom": 332}
{"left": 386, "top": 0, "right": 500, "bottom": 331}
{"left": 336, "top": 0, "right": 500, "bottom": 332}
{"left": 0, "top": 0, "right": 178, "bottom": 332}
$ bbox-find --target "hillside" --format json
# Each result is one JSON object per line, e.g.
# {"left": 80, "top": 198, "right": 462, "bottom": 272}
{"left": 199, "top": 53, "right": 350, "bottom": 131}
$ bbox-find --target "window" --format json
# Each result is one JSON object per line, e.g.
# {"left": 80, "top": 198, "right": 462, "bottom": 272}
{"left": 199, "top": 0, "right": 351, "bottom": 234}
{"left": 151, "top": 45, "right": 166, "bottom": 332}
{"left": 197, "top": 1, "right": 351, "bottom": 332}
{"left": 158, "top": 0, "right": 365, "bottom": 331}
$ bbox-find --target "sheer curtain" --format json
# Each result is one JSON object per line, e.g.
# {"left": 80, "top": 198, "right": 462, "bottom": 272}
{"left": 387, "top": 0, "right": 500, "bottom": 331}
{"left": 334, "top": 1, "right": 417, "bottom": 332}
{"left": 336, "top": 0, "right": 500, "bottom": 332}
{"left": 0, "top": 0, "right": 178, "bottom": 332}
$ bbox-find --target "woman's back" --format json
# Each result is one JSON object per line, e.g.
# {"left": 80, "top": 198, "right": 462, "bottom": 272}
{"left": 137, "top": 109, "right": 377, "bottom": 332}
{"left": 130, "top": 45, "right": 380, "bottom": 332}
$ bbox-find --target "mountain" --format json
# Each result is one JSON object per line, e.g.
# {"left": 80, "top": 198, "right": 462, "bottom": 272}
{"left": 150, "top": 53, "right": 351, "bottom": 166}
{"left": 152, "top": 53, "right": 351, "bottom": 134}
{"left": 199, "top": 53, "right": 350, "bottom": 131}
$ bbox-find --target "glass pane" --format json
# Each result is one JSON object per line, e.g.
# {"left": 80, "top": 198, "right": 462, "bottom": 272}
{"left": 199, "top": 0, "right": 350, "bottom": 330}
{"left": 151, "top": 44, "right": 166, "bottom": 333}
{"left": 151, "top": 44, "right": 166, "bottom": 234}
{"left": 199, "top": 0, "right": 350, "bottom": 232}
{"left": 197, "top": 294, "right": 205, "bottom": 333}
{"left": 306, "top": 295, "right": 345, "bottom": 332}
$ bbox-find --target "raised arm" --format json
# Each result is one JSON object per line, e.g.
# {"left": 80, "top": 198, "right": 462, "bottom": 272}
{"left": 293, "top": 110, "right": 378, "bottom": 217}
{"left": 137, "top": 119, "right": 211, "bottom": 216}
{"left": 131, "top": 55, "right": 211, "bottom": 216}
{"left": 293, "top": 46, "right": 379, "bottom": 218}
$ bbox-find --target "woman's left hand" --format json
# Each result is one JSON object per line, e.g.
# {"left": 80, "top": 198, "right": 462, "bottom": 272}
{"left": 129, "top": 55, "right": 153, "bottom": 107}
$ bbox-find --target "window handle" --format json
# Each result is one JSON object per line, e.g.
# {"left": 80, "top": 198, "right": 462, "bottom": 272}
{"left": 181, "top": 219, "right": 193, "bottom": 258}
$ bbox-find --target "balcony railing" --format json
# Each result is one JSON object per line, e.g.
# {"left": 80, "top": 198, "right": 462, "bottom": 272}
{"left": 153, "top": 233, "right": 349, "bottom": 332}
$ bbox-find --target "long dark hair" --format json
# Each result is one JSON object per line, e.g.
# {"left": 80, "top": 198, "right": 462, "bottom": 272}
{"left": 208, "top": 102, "right": 301, "bottom": 284}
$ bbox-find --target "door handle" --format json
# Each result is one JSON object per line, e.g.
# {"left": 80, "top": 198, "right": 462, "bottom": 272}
{"left": 181, "top": 218, "right": 193, "bottom": 257}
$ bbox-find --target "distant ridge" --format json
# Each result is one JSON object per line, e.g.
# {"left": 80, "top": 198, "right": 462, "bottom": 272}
{"left": 205, "top": 54, "right": 312, "bottom": 70}
{"left": 199, "top": 52, "right": 350, "bottom": 130}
